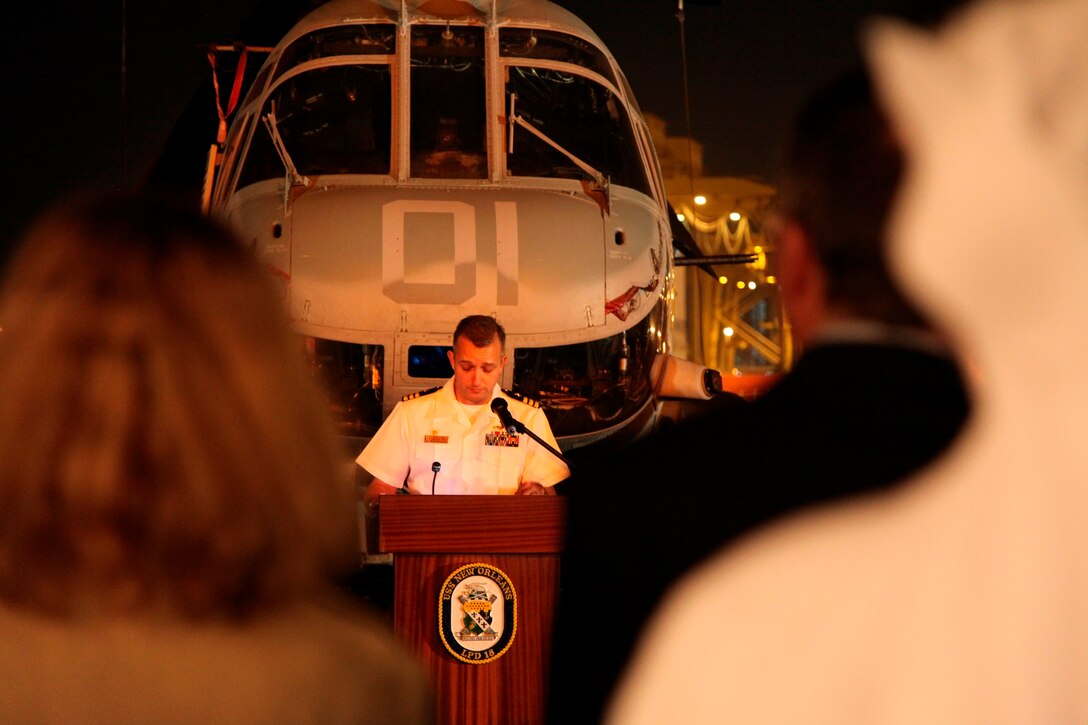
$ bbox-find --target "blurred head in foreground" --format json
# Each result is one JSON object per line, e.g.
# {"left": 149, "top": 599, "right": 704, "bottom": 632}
{"left": 774, "top": 69, "right": 929, "bottom": 346}
{"left": 0, "top": 194, "right": 355, "bottom": 619}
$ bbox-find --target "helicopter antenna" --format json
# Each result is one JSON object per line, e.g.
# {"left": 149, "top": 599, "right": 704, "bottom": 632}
{"left": 120, "top": 0, "right": 128, "bottom": 192}
{"left": 676, "top": 0, "right": 696, "bottom": 197}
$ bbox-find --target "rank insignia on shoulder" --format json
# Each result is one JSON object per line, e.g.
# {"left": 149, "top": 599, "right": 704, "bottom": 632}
{"left": 502, "top": 389, "right": 541, "bottom": 408}
{"left": 401, "top": 386, "right": 441, "bottom": 402}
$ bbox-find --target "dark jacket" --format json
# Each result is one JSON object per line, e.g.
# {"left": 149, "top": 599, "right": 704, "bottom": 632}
{"left": 547, "top": 339, "right": 971, "bottom": 724}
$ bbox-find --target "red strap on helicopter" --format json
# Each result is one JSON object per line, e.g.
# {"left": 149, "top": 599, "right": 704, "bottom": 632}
{"left": 208, "top": 48, "right": 249, "bottom": 145}
{"left": 226, "top": 49, "right": 249, "bottom": 118}
{"left": 605, "top": 286, "right": 641, "bottom": 321}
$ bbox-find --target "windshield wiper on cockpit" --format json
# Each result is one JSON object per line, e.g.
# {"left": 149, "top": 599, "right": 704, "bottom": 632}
{"left": 261, "top": 101, "right": 309, "bottom": 188}
{"left": 507, "top": 92, "right": 610, "bottom": 211}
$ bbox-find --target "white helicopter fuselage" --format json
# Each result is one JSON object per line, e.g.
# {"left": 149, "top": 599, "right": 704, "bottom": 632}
{"left": 212, "top": 0, "right": 696, "bottom": 449}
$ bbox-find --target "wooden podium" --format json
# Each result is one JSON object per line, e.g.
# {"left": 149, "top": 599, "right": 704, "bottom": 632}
{"left": 378, "top": 495, "right": 566, "bottom": 725}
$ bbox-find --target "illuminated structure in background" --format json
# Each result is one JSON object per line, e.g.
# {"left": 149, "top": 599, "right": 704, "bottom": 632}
{"left": 647, "top": 115, "right": 786, "bottom": 396}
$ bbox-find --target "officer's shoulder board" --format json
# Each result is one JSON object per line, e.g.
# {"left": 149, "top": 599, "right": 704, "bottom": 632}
{"left": 502, "top": 388, "right": 541, "bottom": 408}
{"left": 401, "top": 386, "right": 442, "bottom": 402}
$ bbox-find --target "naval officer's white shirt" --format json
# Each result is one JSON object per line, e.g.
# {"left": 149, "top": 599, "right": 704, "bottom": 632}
{"left": 356, "top": 379, "right": 569, "bottom": 495}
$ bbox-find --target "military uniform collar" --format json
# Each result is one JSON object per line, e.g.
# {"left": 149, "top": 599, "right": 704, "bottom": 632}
{"left": 438, "top": 378, "right": 505, "bottom": 427}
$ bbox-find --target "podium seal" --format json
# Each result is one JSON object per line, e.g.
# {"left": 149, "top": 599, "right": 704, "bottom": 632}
{"left": 439, "top": 562, "right": 517, "bottom": 664}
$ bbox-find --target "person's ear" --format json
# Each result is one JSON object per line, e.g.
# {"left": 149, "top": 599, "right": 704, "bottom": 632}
{"left": 778, "top": 221, "right": 828, "bottom": 345}
{"left": 778, "top": 221, "right": 816, "bottom": 302}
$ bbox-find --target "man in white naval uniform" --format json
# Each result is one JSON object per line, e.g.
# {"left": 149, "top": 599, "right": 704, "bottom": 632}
{"left": 357, "top": 315, "right": 569, "bottom": 499}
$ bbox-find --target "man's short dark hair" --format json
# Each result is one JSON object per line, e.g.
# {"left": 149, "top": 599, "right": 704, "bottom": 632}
{"left": 453, "top": 315, "right": 505, "bottom": 350}
{"left": 776, "top": 69, "right": 925, "bottom": 327}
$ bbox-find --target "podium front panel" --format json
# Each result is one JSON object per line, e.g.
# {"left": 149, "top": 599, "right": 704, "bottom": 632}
{"left": 395, "top": 553, "right": 557, "bottom": 725}
{"left": 378, "top": 496, "right": 565, "bottom": 725}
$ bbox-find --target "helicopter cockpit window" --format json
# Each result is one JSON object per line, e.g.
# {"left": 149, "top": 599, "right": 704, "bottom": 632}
{"left": 407, "top": 345, "right": 454, "bottom": 379}
{"left": 304, "top": 338, "right": 385, "bottom": 438}
{"left": 235, "top": 65, "right": 392, "bottom": 189}
{"left": 410, "top": 25, "right": 487, "bottom": 179}
{"left": 504, "top": 67, "right": 651, "bottom": 195}
{"left": 499, "top": 28, "right": 617, "bottom": 87}
{"left": 512, "top": 302, "right": 664, "bottom": 437}
{"left": 240, "top": 63, "right": 273, "bottom": 112}
{"left": 271, "top": 24, "right": 396, "bottom": 86}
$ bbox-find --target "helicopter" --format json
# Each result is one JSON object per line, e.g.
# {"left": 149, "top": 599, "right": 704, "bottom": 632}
{"left": 204, "top": 0, "right": 744, "bottom": 452}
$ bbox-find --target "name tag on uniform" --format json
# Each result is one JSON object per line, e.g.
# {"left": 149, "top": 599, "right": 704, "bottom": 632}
{"left": 425, "top": 433, "right": 449, "bottom": 444}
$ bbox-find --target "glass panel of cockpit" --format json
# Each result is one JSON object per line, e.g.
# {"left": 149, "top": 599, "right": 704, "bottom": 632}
{"left": 270, "top": 24, "right": 396, "bottom": 83}
{"left": 409, "top": 25, "right": 487, "bottom": 179}
{"left": 500, "top": 31, "right": 651, "bottom": 195}
{"left": 499, "top": 28, "right": 618, "bottom": 86}
{"left": 512, "top": 304, "right": 663, "bottom": 437}
{"left": 235, "top": 64, "right": 393, "bottom": 189}
{"left": 304, "top": 338, "right": 386, "bottom": 438}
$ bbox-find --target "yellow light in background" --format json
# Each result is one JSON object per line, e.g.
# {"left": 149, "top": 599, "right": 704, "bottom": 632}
{"left": 752, "top": 246, "right": 766, "bottom": 270}
{"left": 718, "top": 275, "right": 728, "bottom": 285}
{"left": 766, "top": 275, "right": 777, "bottom": 284}
{"left": 676, "top": 213, "right": 685, "bottom": 222}
{"left": 748, "top": 281, "right": 757, "bottom": 290}
{"left": 736, "top": 281, "right": 746, "bottom": 289}
{"left": 722, "top": 327, "right": 735, "bottom": 337}
{"left": 694, "top": 195, "right": 707, "bottom": 206}
{"left": 649, "top": 325, "right": 656, "bottom": 335}
{"left": 729, "top": 212, "right": 741, "bottom": 222}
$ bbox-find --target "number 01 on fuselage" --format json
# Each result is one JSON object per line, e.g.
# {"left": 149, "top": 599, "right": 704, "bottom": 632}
{"left": 209, "top": 0, "right": 712, "bottom": 452}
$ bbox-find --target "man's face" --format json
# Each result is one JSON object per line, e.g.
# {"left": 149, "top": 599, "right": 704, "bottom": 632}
{"left": 448, "top": 336, "right": 506, "bottom": 405}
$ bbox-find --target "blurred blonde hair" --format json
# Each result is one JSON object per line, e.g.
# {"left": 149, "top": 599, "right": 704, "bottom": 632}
{"left": 0, "top": 194, "right": 355, "bottom": 619}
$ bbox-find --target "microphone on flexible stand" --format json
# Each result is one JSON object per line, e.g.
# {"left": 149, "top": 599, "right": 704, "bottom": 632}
{"left": 490, "top": 397, "right": 520, "bottom": 435}
{"left": 431, "top": 461, "right": 441, "bottom": 495}
{"left": 490, "top": 397, "right": 569, "bottom": 466}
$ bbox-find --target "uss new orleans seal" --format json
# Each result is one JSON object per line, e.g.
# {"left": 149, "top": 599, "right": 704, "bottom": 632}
{"left": 439, "top": 562, "right": 517, "bottom": 664}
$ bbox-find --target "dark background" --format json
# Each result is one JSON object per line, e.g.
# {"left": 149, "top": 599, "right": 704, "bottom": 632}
{"left": 3, "top": 0, "right": 966, "bottom": 262}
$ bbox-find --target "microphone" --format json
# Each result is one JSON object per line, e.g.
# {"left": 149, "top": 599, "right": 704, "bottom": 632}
{"left": 491, "top": 396, "right": 569, "bottom": 468}
{"left": 431, "top": 461, "right": 441, "bottom": 495}
{"left": 490, "top": 397, "right": 519, "bottom": 435}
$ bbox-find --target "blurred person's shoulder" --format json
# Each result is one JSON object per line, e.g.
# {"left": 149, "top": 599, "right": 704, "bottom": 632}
{"left": 0, "top": 596, "right": 433, "bottom": 725}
